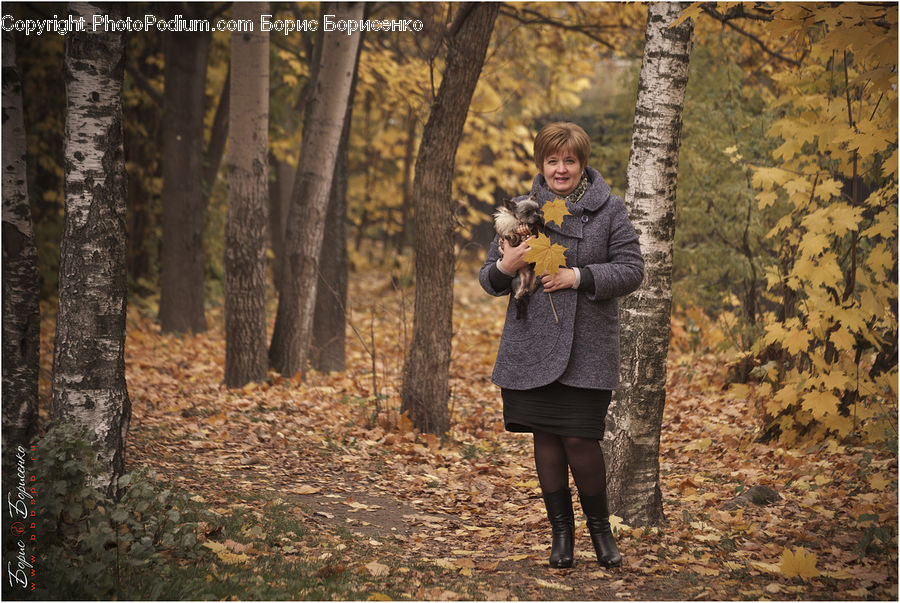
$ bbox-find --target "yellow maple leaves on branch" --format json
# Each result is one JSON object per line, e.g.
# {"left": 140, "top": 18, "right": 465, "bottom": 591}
{"left": 709, "top": 2, "right": 898, "bottom": 445}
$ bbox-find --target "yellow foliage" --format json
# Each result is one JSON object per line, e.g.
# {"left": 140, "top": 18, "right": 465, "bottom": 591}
{"left": 743, "top": 2, "right": 897, "bottom": 445}
{"left": 523, "top": 233, "right": 568, "bottom": 276}
{"left": 801, "top": 389, "right": 840, "bottom": 421}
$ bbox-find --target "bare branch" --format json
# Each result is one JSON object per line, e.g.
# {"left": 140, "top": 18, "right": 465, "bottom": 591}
{"left": 497, "top": 3, "right": 619, "bottom": 52}
{"left": 701, "top": 4, "right": 802, "bottom": 67}
{"left": 125, "top": 60, "right": 163, "bottom": 107}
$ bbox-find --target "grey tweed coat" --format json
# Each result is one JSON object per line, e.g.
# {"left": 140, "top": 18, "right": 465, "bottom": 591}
{"left": 479, "top": 166, "right": 644, "bottom": 391}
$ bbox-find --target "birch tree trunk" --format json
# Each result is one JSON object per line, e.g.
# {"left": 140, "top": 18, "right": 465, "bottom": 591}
{"left": 269, "top": 1, "right": 364, "bottom": 378}
{"left": 400, "top": 3, "right": 500, "bottom": 435}
{"left": 2, "top": 30, "right": 40, "bottom": 448}
{"left": 52, "top": 1, "right": 130, "bottom": 497}
{"left": 159, "top": 2, "right": 211, "bottom": 333}
{"left": 225, "top": 2, "right": 269, "bottom": 387}
{"left": 604, "top": 1, "right": 693, "bottom": 526}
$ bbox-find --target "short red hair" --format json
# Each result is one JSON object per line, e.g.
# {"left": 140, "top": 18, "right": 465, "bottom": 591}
{"left": 533, "top": 122, "right": 590, "bottom": 171}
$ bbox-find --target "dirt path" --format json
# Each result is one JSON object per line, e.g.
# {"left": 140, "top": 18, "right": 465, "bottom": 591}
{"left": 115, "top": 273, "right": 897, "bottom": 600}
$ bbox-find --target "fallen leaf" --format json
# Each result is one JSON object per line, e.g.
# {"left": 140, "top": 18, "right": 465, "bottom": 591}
{"left": 365, "top": 561, "right": 390, "bottom": 577}
{"left": 203, "top": 541, "right": 250, "bottom": 564}
{"left": 868, "top": 473, "right": 890, "bottom": 491}
{"left": 293, "top": 485, "right": 321, "bottom": 495}
{"left": 223, "top": 538, "right": 248, "bottom": 552}
{"left": 780, "top": 547, "right": 819, "bottom": 580}
{"left": 483, "top": 589, "right": 509, "bottom": 600}
{"left": 684, "top": 438, "right": 712, "bottom": 452}
{"left": 750, "top": 560, "right": 781, "bottom": 574}
{"left": 535, "top": 578, "right": 573, "bottom": 591}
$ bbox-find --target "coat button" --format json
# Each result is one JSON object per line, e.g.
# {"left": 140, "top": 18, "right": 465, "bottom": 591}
{"left": 581, "top": 215, "right": 589, "bottom": 223}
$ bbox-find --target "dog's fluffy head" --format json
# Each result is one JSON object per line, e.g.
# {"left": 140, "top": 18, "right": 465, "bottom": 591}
{"left": 493, "top": 196, "right": 542, "bottom": 237}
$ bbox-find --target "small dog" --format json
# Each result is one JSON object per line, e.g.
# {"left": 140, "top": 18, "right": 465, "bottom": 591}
{"left": 493, "top": 196, "right": 543, "bottom": 319}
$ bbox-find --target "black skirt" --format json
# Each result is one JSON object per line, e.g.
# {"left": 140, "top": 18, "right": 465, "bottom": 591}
{"left": 501, "top": 381, "right": 612, "bottom": 439}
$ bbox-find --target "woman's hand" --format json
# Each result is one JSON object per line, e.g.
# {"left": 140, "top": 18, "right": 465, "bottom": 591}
{"left": 541, "top": 268, "right": 576, "bottom": 292}
{"left": 499, "top": 237, "right": 533, "bottom": 273}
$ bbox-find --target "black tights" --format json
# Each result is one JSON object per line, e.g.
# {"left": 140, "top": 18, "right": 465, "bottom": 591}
{"left": 533, "top": 430, "right": 607, "bottom": 497}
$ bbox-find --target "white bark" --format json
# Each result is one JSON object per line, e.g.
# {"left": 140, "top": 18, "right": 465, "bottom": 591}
{"left": 225, "top": 2, "right": 270, "bottom": 387}
{"left": 52, "top": 1, "right": 130, "bottom": 497}
{"left": 605, "top": 1, "right": 693, "bottom": 526}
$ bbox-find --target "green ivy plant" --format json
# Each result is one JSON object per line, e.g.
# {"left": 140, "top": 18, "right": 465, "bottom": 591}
{"left": 30, "top": 423, "right": 211, "bottom": 600}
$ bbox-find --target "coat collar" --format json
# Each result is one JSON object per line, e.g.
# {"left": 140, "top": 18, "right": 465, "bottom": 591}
{"left": 530, "top": 166, "right": 611, "bottom": 239}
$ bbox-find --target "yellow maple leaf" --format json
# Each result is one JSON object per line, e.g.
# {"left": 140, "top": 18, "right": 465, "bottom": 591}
{"left": 756, "top": 190, "right": 778, "bottom": 209}
{"left": 821, "top": 413, "right": 852, "bottom": 435}
{"left": 781, "top": 326, "right": 812, "bottom": 355}
{"left": 541, "top": 197, "right": 571, "bottom": 226}
{"left": 801, "top": 389, "right": 840, "bottom": 420}
{"left": 868, "top": 473, "right": 891, "bottom": 491}
{"left": 829, "top": 325, "right": 856, "bottom": 353}
{"left": 523, "top": 233, "right": 568, "bottom": 275}
{"left": 779, "top": 547, "right": 819, "bottom": 580}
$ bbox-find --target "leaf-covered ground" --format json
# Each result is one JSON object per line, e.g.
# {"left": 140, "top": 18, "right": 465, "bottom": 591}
{"left": 41, "top": 262, "right": 898, "bottom": 600}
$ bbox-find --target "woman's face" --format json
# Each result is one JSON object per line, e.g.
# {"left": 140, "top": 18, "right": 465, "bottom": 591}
{"left": 542, "top": 147, "right": 583, "bottom": 196}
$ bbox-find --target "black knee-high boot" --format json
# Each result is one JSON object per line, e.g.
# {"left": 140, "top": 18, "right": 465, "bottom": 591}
{"left": 579, "top": 492, "right": 622, "bottom": 567}
{"left": 542, "top": 489, "right": 575, "bottom": 568}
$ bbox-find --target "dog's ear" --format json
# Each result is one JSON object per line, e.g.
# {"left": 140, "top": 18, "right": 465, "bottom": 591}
{"left": 504, "top": 197, "right": 517, "bottom": 211}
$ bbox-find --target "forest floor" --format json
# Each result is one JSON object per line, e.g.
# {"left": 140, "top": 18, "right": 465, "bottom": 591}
{"left": 42, "top": 262, "right": 897, "bottom": 600}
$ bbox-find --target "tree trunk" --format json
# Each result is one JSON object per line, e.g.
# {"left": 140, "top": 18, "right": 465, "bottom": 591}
{"left": 124, "top": 37, "right": 163, "bottom": 291}
{"left": 400, "top": 3, "right": 500, "bottom": 435}
{"left": 2, "top": 30, "right": 40, "bottom": 448}
{"left": 269, "top": 1, "right": 364, "bottom": 378}
{"left": 225, "top": 2, "right": 269, "bottom": 388}
{"left": 269, "top": 154, "right": 294, "bottom": 295}
{"left": 310, "top": 30, "right": 364, "bottom": 374}
{"left": 309, "top": 132, "right": 349, "bottom": 373}
{"left": 204, "top": 68, "right": 230, "bottom": 201}
{"left": 52, "top": 1, "right": 130, "bottom": 498}
{"left": 605, "top": 1, "right": 693, "bottom": 527}
{"left": 159, "top": 2, "right": 211, "bottom": 333}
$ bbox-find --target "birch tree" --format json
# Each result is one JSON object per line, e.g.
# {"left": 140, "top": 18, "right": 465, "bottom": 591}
{"left": 401, "top": 3, "right": 500, "bottom": 434}
{"left": 269, "top": 2, "right": 364, "bottom": 377}
{"left": 605, "top": 1, "right": 693, "bottom": 526}
{"left": 2, "top": 30, "right": 40, "bottom": 447}
{"left": 224, "top": 2, "right": 270, "bottom": 387}
{"left": 52, "top": 1, "right": 130, "bottom": 497}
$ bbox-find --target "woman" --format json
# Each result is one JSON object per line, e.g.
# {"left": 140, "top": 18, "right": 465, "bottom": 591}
{"left": 479, "top": 122, "right": 644, "bottom": 568}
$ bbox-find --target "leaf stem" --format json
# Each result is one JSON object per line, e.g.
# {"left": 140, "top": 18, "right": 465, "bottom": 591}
{"left": 547, "top": 292, "right": 559, "bottom": 323}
